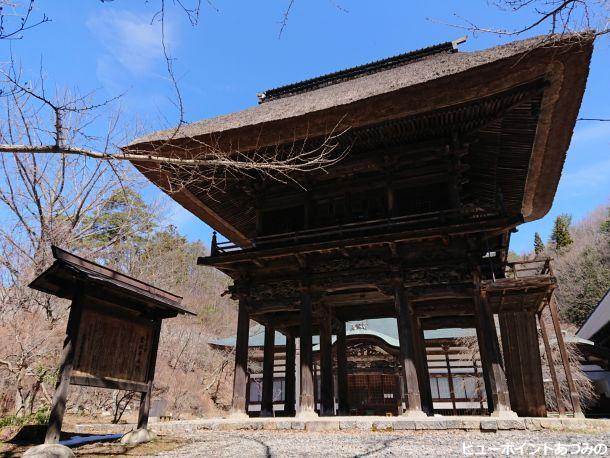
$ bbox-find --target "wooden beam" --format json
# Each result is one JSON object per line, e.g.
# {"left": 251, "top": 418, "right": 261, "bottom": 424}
{"left": 231, "top": 298, "right": 250, "bottom": 417}
{"left": 199, "top": 215, "right": 522, "bottom": 267}
{"left": 298, "top": 286, "right": 317, "bottom": 416}
{"left": 395, "top": 282, "right": 424, "bottom": 415}
{"left": 176, "top": 187, "right": 252, "bottom": 248}
{"left": 538, "top": 311, "right": 565, "bottom": 416}
{"left": 444, "top": 345, "right": 458, "bottom": 415}
{"left": 284, "top": 331, "right": 296, "bottom": 416}
{"left": 45, "top": 285, "right": 85, "bottom": 444}
{"left": 260, "top": 324, "right": 275, "bottom": 417}
{"left": 69, "top": 376, "right": 148, "bottom": 393}
{"left": 499, "top": 311, "right": 546, "bottom": 417}
{"left": 336, "top": 321, "right": 349, "bottom": 415}
{"left": 138, "top": 318, "right": 162, "bottom": 429}
{"left": 413, "top": 317, "right": 433, "bottom": 415}
{"left": 473, "top": 268, "right": 514, "bottom": 416}
{"left": 319, "top": 309, "right": 335, "bottom": 416}
{"left": 548, "top": 294, "right": 583, "bottom": 416}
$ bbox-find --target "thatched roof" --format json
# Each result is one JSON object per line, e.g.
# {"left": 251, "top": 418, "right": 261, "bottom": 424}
{"left": 126, "top": 34, "right": 594, "bottom": 246}
{"left": 128, "top": 34, "right": 589, "bottom": 147}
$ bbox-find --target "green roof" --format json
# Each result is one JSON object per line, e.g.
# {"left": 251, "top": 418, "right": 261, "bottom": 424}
{"left": 209, "top": 318, "right": 476, "bottom": 349}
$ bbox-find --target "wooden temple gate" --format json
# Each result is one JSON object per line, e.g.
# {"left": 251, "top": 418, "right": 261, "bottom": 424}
{"left": 126, "top": 35, "right": 594, "bottom": 418}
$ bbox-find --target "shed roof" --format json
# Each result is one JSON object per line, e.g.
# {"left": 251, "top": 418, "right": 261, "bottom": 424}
{"left": 577, "top": 288, "right": 610, "bottom": 344}
{"left": 209, "top": 318, "right": 477, "bottom": 349}
{"left": 29, "top": 246, "right": 194, "bottom": 319}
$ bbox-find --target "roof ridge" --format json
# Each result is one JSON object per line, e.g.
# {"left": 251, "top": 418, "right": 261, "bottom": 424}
{"left": 258, "top": 37, "right": 467, "bottom": 104}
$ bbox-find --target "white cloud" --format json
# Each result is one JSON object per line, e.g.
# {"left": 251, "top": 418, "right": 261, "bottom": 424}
{"left": 571, "top": 121, "right": 610, "bottom": 145}
{"left": 561, "top": 158, "right": 610, "bottom": 193}
{"left": 87, "top": 10, "right": 174, "bottom": 79}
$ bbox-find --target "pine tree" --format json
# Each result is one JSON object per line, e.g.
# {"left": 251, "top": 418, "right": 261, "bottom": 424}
{"left": 534, "top": 232, "right": 545, "bottom": 256}
{"left": 550, "top": 213, "right": 573, "bottom": 250}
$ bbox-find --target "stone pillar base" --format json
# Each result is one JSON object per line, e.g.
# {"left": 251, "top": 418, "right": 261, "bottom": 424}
{"left": 296, "top": 409, "right": 319, "bottom": 419}
{"left": 24, "top": 444, "right": 75, "bottom": 457}
{"left": 490, "top": 409, "right": 519, "bottom": 419}
{"left": 401, "top": 409, "right": 428, "bottom": 418}
{"left": 120, "top": 428, "right": 157, "bottom": 445}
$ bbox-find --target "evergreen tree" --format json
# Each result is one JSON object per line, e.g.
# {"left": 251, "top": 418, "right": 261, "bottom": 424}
{"left": 561, "top": 246, "right": 610, "bottom": 325}
{"left": 550, "top": 213, "right": 573, "bottom": 250}
{"left": 534, "top": 232, "right": 545, "bottom": 256}
{"left": 80, "top": 187, "right": 157, "bottom": 271}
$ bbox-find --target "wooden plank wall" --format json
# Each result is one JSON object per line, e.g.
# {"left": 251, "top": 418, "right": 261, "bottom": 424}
{"left": 499, "top": 311, "right": 546, "bottom": 417}
{"left": 72, "top": 308, "right": 154, "bottom": 384}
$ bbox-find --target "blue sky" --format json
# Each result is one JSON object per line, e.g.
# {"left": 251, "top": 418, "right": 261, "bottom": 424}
{"left": 5, "top": 1, "right": 609, "bottom": 253}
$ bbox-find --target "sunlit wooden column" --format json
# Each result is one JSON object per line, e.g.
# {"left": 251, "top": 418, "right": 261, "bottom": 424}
{"left": 261, "top": 323, "right": 276, "bottom": 417}
{"left": 472, "top": 268, "right": 514, "bottom": 417}
{"left": 413, "top": 316, "right": 433, "bottom": 415}
{"left": 284, "top": 330, "right": 297, "bottom": 416}
{"left": 549, "top": 294, "right": 583, "bottom": 417}
{"left": 298, "top": 283, "right": 317, "bottom": 417}
{"left": 499, "top": 310, "right": 546, "bottom": 417}
{"left": 319, "top": 309, "right": 335, "bottom": 415}
{"left": 336, "top": 321, "right": 349, "bottom": 415}
{"left": 230, "top": 297, "right": 250, "bottom": 418}
{"left": 394, "top": 279, "right": 425, "bottom": 416}
{"left": 538, "top": 310, "right": 565, "bottom": 416}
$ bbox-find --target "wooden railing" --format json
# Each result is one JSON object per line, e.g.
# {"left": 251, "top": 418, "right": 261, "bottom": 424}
{"left": 210, "top": 207, "right": 502, "bottom": 256}
{"left": 504, "top": 258, "right": 552, "bottom": 279}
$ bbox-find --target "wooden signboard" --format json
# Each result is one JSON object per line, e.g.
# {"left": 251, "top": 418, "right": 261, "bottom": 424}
{"left": 70, "top": 308, "right": 155, "bottom": 392}
{"left": 28, "top": 246, "right": 193, "bottom": 445}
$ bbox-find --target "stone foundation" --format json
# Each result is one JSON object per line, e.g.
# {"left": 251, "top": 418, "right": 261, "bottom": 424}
{"left": 74, "top": 416, "right": 610, "bottom": 435}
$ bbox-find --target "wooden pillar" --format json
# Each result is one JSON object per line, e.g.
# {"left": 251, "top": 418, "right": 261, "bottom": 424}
{"left": 395, "top": 281, "right": 424, "bottom": 415}
{"left": 538, "top": 311, "right": 566, "bottom": 416}
{"left": 319, "top": 310, "right": 334, "bottom": 415}
{"left": 231, "top": 298, "right": 250, "bottom": 417}
{"left": 499, "top": 311, "right": 546, "bottom": 417}
{"left": 298, "top": 287, "right": 317, "bottom": 416}
{"left": 45, "top": 286, "right": 85, "bottom": 444}
{"left": 137, "top": 319, "right": 162, "bottom": 430}
{"left": 336, "top": 321, "right": 349, "bottom": 415}
{"left": 413, "top": 317, "right": 433, "bottom": 415}
{"left": 444, "top": 345, "right": 457, "bottom": 415}
{"left": 284, "top": 331, "right": 296, "bottom": 416}
{"left": 473, "top": 269, "right": 514, "bottom": 416}
{"left": 475, "top": 324, "right": 494, "bottom": 413}
{"left": 549, "top": 295, "right": 583, "bottom": 416}
{"left": 261, "top": 324, "right": 275, "bottom": 417}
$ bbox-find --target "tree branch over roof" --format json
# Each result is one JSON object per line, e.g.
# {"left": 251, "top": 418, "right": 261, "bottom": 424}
{"left": 431, "top": 0, "right": 609, "bottom": 39}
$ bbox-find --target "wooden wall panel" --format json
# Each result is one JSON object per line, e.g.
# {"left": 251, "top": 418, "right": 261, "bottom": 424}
{"left": 72, "top": 308, "right": 154, "bottom": 384}
{"left": 499, "top": 311, "right": 546, "bottom": 417}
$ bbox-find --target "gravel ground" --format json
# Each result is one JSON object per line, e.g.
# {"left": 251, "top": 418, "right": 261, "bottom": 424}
{"left": 147, "top": 430, "right": 610, "bottom": 457}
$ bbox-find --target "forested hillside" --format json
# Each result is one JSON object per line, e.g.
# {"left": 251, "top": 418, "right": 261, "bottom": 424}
{"left": 530, "top": 204, "right": 610, "bottom": 326}
{"left": 0, "top": 152, "right": 238, "bottom": 424}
